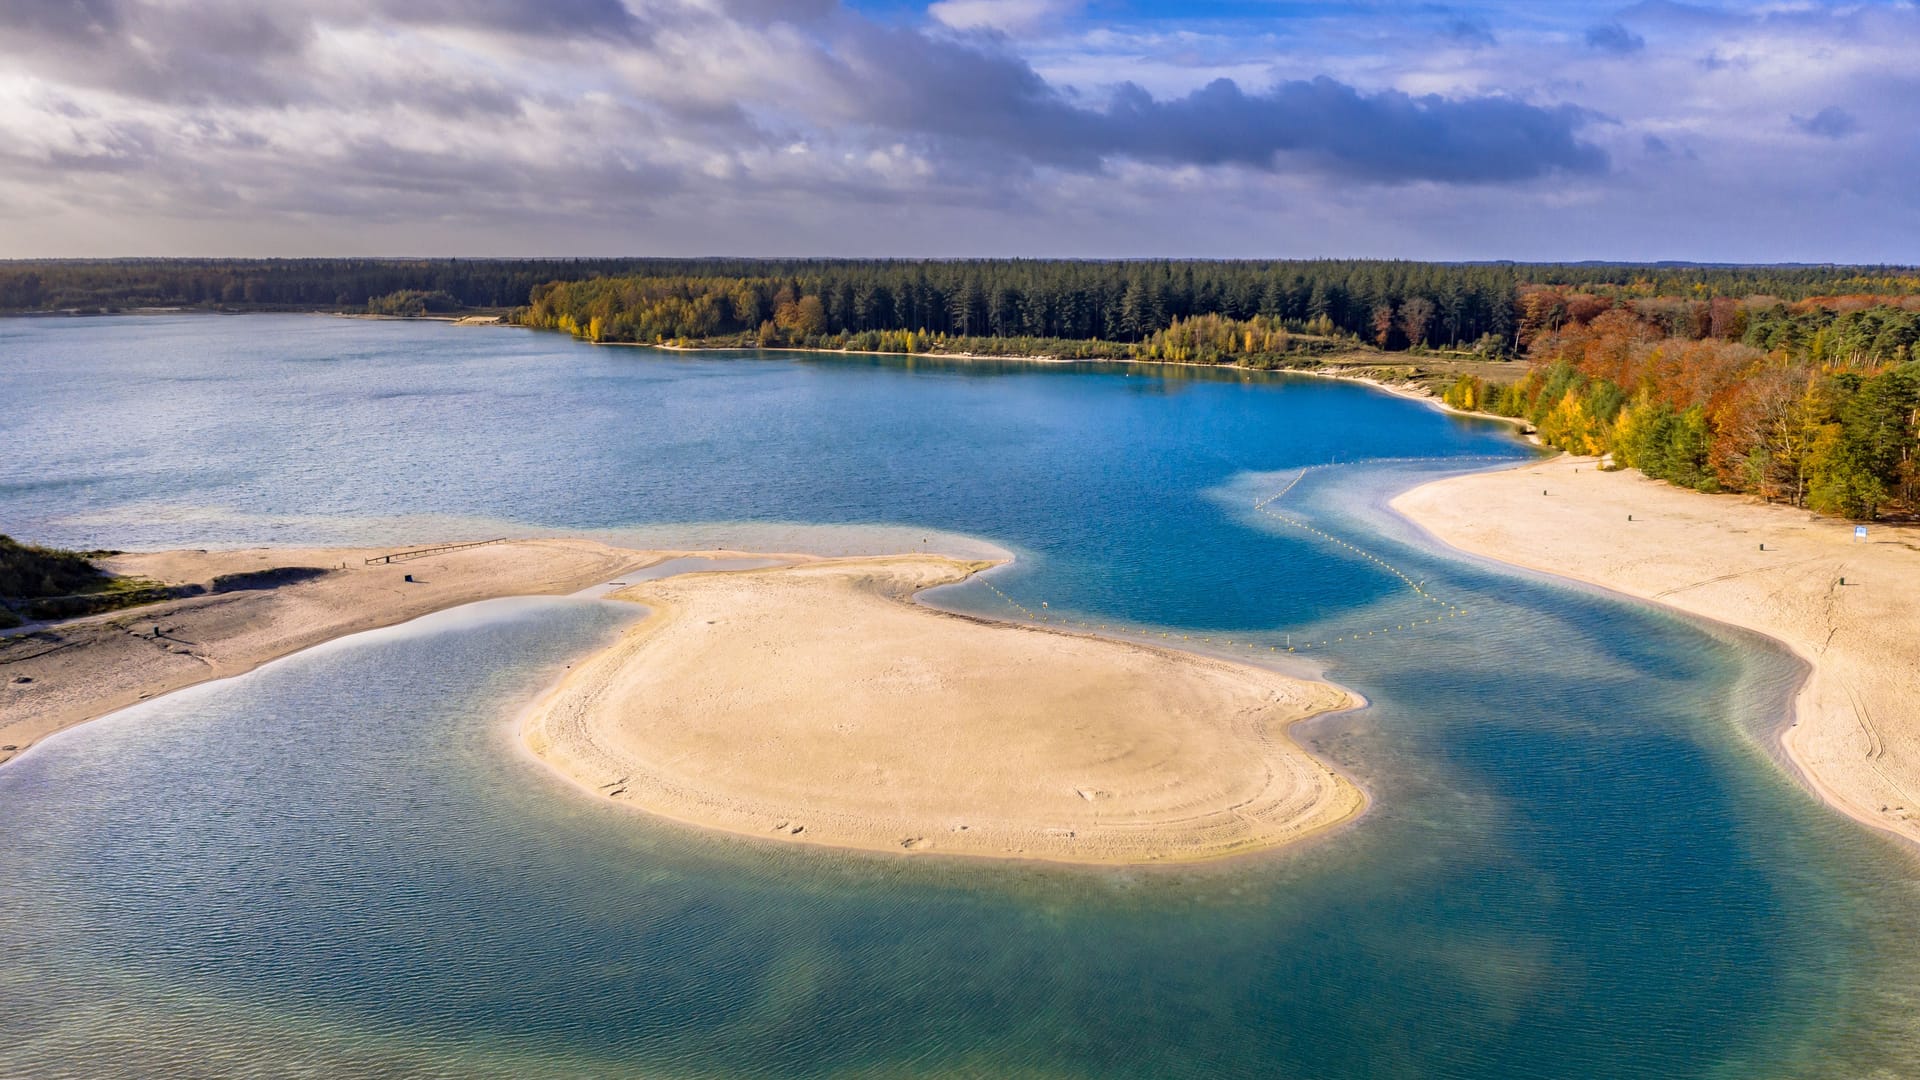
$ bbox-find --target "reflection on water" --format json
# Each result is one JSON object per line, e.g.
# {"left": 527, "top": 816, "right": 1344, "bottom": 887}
{"left": 0, "top": 316, "right": 1916, "bottom": 1078}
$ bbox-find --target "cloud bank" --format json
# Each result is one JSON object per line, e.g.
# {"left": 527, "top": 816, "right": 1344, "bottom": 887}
{"left": 0, "top": 0, "right": 1914, "bottom": 259}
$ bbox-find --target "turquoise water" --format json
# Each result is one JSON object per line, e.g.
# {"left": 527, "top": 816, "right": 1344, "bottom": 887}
{"left": 2, "top": 315, "right": 1917, "bottom": 1078}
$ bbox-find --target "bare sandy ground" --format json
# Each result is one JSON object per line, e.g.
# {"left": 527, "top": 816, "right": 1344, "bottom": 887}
{"left": 1395, "top": 455, "right": 1920, "bottom": 850}
{"left": 523, "top": 555, "right": 1364, "bottom": 865}
{"left": 0, "top": 539, "right": 657, "bottom": 764}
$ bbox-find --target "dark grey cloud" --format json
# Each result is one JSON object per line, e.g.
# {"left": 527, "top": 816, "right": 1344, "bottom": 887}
{"left": 840, "top": 25, "right": 1604, "bottom": 184}
{"left": 1585, "top": 22, "right": 1646, "bottom": 54}
{"left": 840, "top": 24, "right": 1082, "bottom": 152}
{"left": 0, "top": 0, "right": 643, "bottom": 107}
{"left": 0, "top": 1, "right": 305, "bottom": 54}
{"left": 1, "top": 0, "right": 122, "bottom": 37}
{"left": 0, "top": 1, "right": 313, "bottom": 105}
{"left": 0, "top": 1, "right": 1607, "bottom": 190}
{"left": 1793, "top": 106, "right": 1858, "bottom": 140}
{"left": 1099, "top": 78, "right": 1606, "bottom": 183}
{"left": 384, "top": 0, "right": 649, "bottom": 40}
{"left": 717, "top": 0, "right": 838, "bottom": 25}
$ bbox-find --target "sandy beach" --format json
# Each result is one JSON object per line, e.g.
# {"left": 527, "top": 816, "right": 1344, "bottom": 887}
{"left": 5, "top": 540, "right": 1363, "bottom": 866}
{"left": 0, "top": 539, "right": 657, "bottom": 765}
{"left": 1395, "top": 455, "right": 1920, "bottom": 850}
{"left": 524, "top": 555, "right": 1364, "bottom": 864}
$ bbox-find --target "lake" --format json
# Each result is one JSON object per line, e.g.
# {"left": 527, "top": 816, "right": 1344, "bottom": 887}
{"left": 2, "top": 314, "right": 1916, "bottom": 1078}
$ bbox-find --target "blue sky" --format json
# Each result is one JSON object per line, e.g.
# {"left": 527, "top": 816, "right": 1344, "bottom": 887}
{"left": 1, "top": 0, "right": 1914, "bottom": 260}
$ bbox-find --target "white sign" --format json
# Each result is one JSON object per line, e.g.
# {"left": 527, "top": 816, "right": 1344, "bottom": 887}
{"left": 1855, "top": 526, "right": 1868, "bottom": 541}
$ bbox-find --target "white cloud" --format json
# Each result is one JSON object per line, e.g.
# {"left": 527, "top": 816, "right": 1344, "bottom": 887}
{"left": 0, "top": 0, "right": 1914, "bottom": 259}
{"left": 928, "top": 0, "right": 1077, "bottom": 33}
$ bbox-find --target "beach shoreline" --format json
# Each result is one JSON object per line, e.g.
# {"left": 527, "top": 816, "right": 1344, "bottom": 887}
{"left": 1394, "top": 455, "right": 1920, "bottom": 854}
{"left": 0, "top": 539, "right": 683, "bottom": 766}
{"left": 525, "top": 327, "right": 1528, "bottom": 407}
{"left": 1290, "top": 367, "right": 1543, "bottom": 442}
{"left": 638, "top": 338, "right": 1546, "bottom": 443}
{"left": 3, "top": 540, "right": 1367, "bottom": 867}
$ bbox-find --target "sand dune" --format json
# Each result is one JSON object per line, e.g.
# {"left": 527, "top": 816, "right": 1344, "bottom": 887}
{"left": 523, "top": 555, "right": 1363, "bottom": 864}
{"left": 1395, "top": 455, "right": 1920, "bottom": 851}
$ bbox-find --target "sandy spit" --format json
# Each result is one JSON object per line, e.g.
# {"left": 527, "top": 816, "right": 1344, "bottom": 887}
{"left": 1394, "top": 454, "right": 1920, "bottom": 851}
{"left": 523, "top": 555, "right": 1365, "bottom": 866}
{"left": 1294, "top": 368, "right": 1542, "bottom": 443}
{"left": 0, "top": 539, "right": 661, "bottom": 764}
{"left": 3, "top": 540, "right": 1365, "bottom": 867}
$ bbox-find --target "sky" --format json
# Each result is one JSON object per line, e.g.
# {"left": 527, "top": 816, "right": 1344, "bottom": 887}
{"left": 0, "top": 0, "right": 1914, "bottom": 261}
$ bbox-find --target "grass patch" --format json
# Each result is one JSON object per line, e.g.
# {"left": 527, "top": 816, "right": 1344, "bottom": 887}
{"left": 0, "top": 535, "right": 170, "bottom": 624}
{"left": 0, "top": 534, "right": 112, "bottom": 597}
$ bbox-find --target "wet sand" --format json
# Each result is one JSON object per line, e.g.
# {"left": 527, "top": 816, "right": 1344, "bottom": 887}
{"left": 1396, "top": 455, "right": 1920, "bottom": 850}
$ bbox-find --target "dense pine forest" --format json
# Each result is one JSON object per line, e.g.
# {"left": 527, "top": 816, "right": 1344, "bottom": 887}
{"left": 4, "top": 258, "right": 1915, "bottom": 340}
{"left": 6, "top": 258, "right": 1918, "bottom": 519}
{"left": 509, "top": 260, "right": 1920, "bottom": 356}
{"left": 0, "top": 259, "right": 652, "bottom": 313}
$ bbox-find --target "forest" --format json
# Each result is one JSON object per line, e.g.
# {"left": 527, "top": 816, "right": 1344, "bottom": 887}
{"left": 0, "top": 259, "right": 656, "bottom": 313}
{"left": 1441, "top": 292, "right": 1920, "bottom": 519}
{"left": 509, "top": 260, "right": 1920, "bottom": 357}
{"left": 6, "top": 258, "right": 1917, "bottom": 343}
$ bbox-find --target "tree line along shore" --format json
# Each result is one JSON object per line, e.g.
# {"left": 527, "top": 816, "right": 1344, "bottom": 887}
{"left": 5, "top": 257, "right": 1913, "bottom": 353}
{"left": 6, "top": 259, "right": 1917, "bottom": 521}
{"left": 1436, "top": 295, "right": 1918, "bottom": 521}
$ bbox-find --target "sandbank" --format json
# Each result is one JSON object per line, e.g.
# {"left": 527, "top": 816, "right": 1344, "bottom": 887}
{"left": 5, "top": 540, "right": 1364, "bottom": 867}
{"left": 1296, "top": 367, "right": 1541, "bottom": 441}
{"left": 1394, "top": 455, "right": 1920, "bottom": 850}
{"left": 523, "top": 555, "right": 1363, "bottom": 865}
{"left": 0, "top": 539, "right": 659, "bottom": 764}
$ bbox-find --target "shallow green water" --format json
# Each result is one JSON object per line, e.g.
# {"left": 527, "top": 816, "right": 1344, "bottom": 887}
{"left": 1, "top": 315, "right": 1916, "bottom": 1077}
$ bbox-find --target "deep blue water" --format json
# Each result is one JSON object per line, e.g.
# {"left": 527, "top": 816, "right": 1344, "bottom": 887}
{"left": 1, "top": 314, "right": 1916, "bottom": 1078}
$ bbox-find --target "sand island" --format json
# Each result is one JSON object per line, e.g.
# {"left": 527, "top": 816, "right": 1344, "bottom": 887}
{"left": 524, "top": 555, "right": 1363, "bottom": 863}
{"left": 1396, "top": 455, "right": 1920, "bottom": 851}
{"left": 4, "top": 541, "right": 1363, "bottom": 865}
